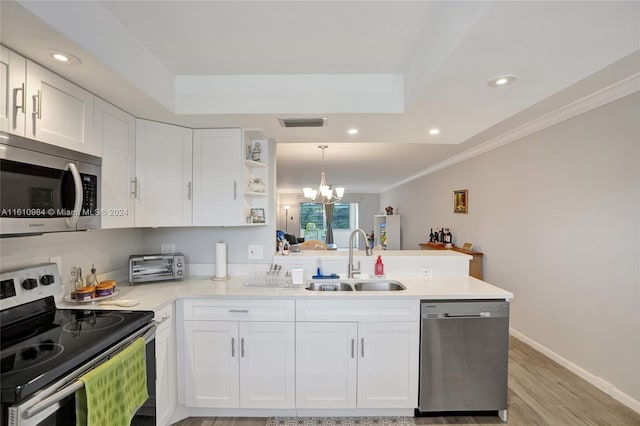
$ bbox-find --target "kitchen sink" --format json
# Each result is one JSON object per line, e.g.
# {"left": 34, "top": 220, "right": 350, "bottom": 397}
{"left": 305, "top": 280, "right": 406, "bottom": 292}
{"left": 353, "top": 281, "right": 406, "bottom": 291}
{"left": 305, "top": 282, "right": 354, "bottom": 291}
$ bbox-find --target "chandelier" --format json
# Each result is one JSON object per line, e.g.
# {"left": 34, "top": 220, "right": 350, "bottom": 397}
{"left": 303, "top": 145, "right": 344, "bottom": 204}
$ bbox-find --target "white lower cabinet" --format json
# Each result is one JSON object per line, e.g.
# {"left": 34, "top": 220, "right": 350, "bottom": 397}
{"left": 296, "top": 321, "right": 419, "bottom": 409}
{"left": 181, "top": 299, "right": 296, "bottom": 409}
{"left": 239, "top": 321, "right": 295, "bottom": 408}
{"left": 295, "top": 299, "right": 420, "bottom": 410}
{"left": 155, "top": 304, "right": 176, "bottom": 426}
{"left": 296, "top": 322, "right": 358, "bottom": 408}
{"left": 184, "top": 321, "right": 240, "bottom": 407}
{"left": 356, "top": 321, "right": 419, "bottom": 408}
{"left": 178, "top": 298, "right": 418, "bottom": 415}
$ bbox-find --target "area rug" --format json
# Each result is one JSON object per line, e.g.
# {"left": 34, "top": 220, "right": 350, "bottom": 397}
{"left": 266, "top": 417, "right": 414, "bottom": 426}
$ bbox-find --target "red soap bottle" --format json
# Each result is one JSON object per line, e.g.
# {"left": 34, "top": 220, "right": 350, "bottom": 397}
{"left": 375, "top": 255, "right": 384, "bottom": 276}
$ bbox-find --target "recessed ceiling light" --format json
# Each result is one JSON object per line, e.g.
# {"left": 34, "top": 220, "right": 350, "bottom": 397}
{"left": 48, "top": 50, "right": 81, "bottom": 65}
{"left": 347, "top": 128, "right": 359, "bottom": 135}
{"left": 488, "top": 75, "right": 516, "bottom": 87}
{"left": 428, "top": 128, "right": 440, "bottom": 136}
{"left": 52, "top": 53, "right": 70, "bottom": 62}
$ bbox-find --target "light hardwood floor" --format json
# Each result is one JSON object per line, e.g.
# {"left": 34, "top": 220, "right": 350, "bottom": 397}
{"left": 172, "top": 336, "right": 640, "bottom": 425}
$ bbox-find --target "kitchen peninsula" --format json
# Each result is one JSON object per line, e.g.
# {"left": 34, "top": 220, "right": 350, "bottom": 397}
{"left": 57, "top": 249, "right": 513, "bottom": 424}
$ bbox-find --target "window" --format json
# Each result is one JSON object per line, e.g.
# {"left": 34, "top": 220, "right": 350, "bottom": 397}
{"left": 300, "top": 202, "right": 351, "bottom": 231}
{"left": 331, "top": 203, "right": 351, "bottom": 229}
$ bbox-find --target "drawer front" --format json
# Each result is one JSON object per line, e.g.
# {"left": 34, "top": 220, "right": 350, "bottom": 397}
{"left": 296, "top": 299, "right": 419, "bottom": 322}
{"left": 154, "top": 303, "right": 174, "bottom": 333}
{"left": 183, "top": 299, "right": 295, "bottom": 321}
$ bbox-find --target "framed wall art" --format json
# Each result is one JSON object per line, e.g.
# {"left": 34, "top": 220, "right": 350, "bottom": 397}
{"left": 453, "top": 189, "right": 468, "bottom": 214}
{"left": 250, "top": 208, "right": 265, "bottom": 223}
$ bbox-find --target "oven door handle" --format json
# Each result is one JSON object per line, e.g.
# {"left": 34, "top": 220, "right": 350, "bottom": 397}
{"left": 65, "top": 162, "right": 83, "bottom": 229}
{"left": 22, "top": 322, "right": 156, "bottom": 421}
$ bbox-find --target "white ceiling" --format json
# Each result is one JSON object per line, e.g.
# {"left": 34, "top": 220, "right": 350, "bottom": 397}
{"left": 1, "top": 1, "right": 638, "bottom": 193}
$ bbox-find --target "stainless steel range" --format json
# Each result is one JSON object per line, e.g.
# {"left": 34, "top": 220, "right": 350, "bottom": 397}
{"left": 0, "top": 263, "right": 156, "bottom": 426}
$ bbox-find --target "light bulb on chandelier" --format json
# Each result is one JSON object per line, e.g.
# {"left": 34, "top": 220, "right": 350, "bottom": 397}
{"left": 303, "top": 145, "right": 344, "bottom": 204}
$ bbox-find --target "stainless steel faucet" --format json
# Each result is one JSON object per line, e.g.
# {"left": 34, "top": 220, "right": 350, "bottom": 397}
{"left": 348, "top": 228, "right": 373, "bottom": 278}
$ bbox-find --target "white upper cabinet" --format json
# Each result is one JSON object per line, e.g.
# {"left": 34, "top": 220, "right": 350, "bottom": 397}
{"left": 135, "top": 119, "right": 192, "bottom": 227}
{"left": 242, "top": 132, "right": 270, "bottom": 226}
{"left": 193, "top": 129, "right": 272, "bottom": 227}
{"left": 192, "top": 128, "right": 243, "bottom": 226}
{"left": 0, "top": 46, "right": 26, "bottom": 136}
{"left": 93, "top": 98, "right": 136, "bottom": 228}
{"left": 26, "top": 60, "right": 94, "bottom": 154}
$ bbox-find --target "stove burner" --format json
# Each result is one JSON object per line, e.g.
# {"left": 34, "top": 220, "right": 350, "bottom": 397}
{"left": 1, "top": 341, "right": 64, "bottom": 375}
{"left": 62, "top": 313, "right": 125, "bottom": 334}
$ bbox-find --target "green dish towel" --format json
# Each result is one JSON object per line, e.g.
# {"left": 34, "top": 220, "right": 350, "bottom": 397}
{"left": 76, "top": 337, "right": 148, "bottom": 426}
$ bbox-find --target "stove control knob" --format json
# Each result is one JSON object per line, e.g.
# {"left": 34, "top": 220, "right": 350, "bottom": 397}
{"left": 22, "top": 278, "right": 38, "bottom": 290}
{"left": 176, "top": 270, "right": 183, "bottom": 276}
{"left": 40, "top": 275, "right": 55, "bottom": 286}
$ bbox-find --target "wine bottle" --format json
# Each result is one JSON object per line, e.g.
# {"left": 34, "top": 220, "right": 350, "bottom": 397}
{"left": 429, "top": 228, "right": 434, "bottom": 242}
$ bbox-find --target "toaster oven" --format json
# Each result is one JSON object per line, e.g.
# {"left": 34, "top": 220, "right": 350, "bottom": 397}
{"left": 129, "top": 253, "right": 185, "bottom": 284}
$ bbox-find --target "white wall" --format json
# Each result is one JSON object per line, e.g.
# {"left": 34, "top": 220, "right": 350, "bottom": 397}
{"left": 142, "top": 224, "right": 275, "bottom": 264}
{"left": 0, "top": 228, "right": 144, "bottom": 284}
{"left": 380, "top": 93, "right": 640, "bottom": 405}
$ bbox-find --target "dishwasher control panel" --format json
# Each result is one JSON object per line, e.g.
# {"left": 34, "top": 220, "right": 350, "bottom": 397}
{"left": 421, "top": 299, "right": 509, "bottom": 319}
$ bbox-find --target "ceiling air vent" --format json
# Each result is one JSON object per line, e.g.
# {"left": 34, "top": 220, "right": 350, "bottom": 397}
{"left": 278, "top": 117, "right": 328, "bottom": 128}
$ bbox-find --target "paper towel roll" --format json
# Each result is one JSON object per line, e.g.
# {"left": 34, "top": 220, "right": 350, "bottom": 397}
{"left": 215, "top": 241, "right": 227, "bottom": 278}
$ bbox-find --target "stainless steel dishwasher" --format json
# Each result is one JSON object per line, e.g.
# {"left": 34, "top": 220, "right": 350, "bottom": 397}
{"left": 418, "top": 300, "right": 509, "bottom": 422}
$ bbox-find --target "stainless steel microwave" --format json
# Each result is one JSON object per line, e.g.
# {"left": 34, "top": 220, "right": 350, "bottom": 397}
{"left": 0, "top": 132, "right": 101, "bottom": 236}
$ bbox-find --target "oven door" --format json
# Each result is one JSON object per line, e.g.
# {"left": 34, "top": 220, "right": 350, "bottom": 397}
{"left": 0, "top": 134, "right": 100, "bottom": 236}
{"left": 3, "top": 323, "right": 156, "bottom": 426}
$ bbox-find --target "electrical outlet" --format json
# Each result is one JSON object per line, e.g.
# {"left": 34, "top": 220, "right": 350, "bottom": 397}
{"left": 418, "top": 267, "right": 433, "bottom": 277}
{"left": 161, "top": 244, "right": 175, "bottom": 254}
{"left": 248, "top": 244, "right": 263, "bottom": 260}
{"left": 49, "top": 256, "right": 62, "bottom": 274}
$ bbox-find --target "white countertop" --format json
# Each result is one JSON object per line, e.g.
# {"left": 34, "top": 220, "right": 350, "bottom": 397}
{"left": 280, "top": 249, "right": 471, "bottom": 258}
{"left": 56, "top": 274, "right": 513, "bottom": 312}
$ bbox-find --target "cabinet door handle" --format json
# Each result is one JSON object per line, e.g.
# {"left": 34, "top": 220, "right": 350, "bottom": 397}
{"left": 32, "top": 90, "right": 42, "bottom": 119}
{"left": 228, "top": 309, "right": 249, "bottom": 313}
{"left": 233, "top": 181, "right": 237, "bottom": 200}
{"left": 231, "top": 337, "right": 236, "bottom": 357}
{"left": 241, "top": 337, "right": 245, "bottom": 357}
{"left": 187, "top": 182, "right": 192, "bottom": 200}
{"left": 130, "top": 177, "right": 138, "bottom": 198}
{"left": 361, "top": 338, "right": 365, "bottom": 358}
{"left": 351, "top": 338, "right": 355, "bottom": 358}
{"left": 13, "top": 83, "right": 25, "bottom": 113}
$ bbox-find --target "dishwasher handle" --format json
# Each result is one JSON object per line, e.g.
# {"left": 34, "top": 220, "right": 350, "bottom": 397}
{"left": 443, "top": 312, "right": 491, "bottom": 318}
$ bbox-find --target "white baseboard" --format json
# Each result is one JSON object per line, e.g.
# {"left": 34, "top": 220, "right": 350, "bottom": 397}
{"left": 509, "top": 328, "right": 640, "bottom": 415}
